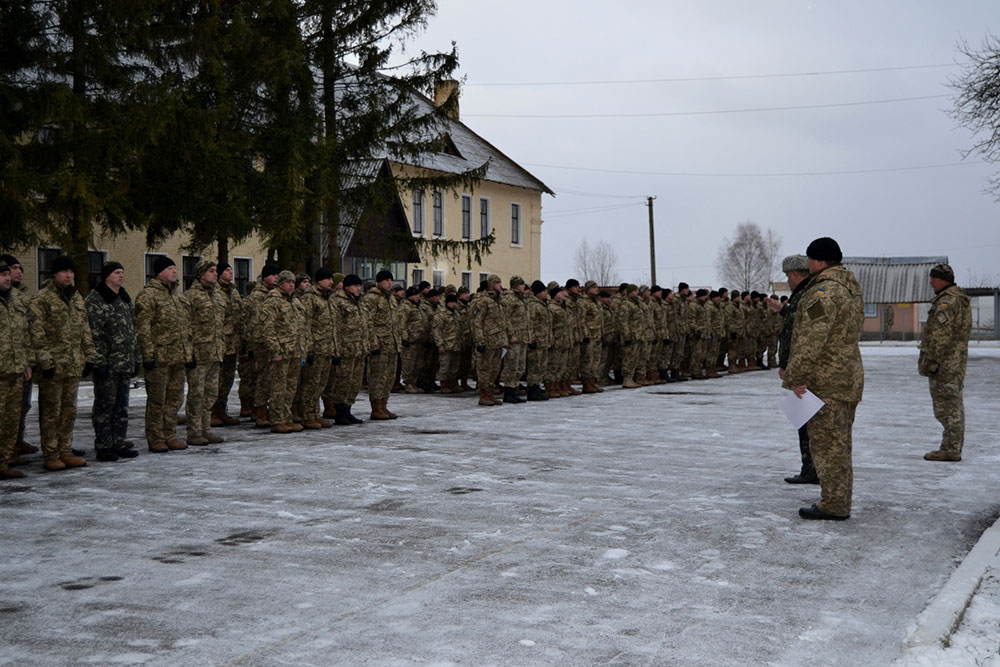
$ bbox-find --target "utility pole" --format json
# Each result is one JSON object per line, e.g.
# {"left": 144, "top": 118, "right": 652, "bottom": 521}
{"left": 647, "top": 196, "right": 657, "bottom": 285}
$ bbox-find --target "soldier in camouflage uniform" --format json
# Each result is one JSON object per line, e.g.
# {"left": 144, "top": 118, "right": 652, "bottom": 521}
{"left": 524, "top": 281, "right": 552, "bottom": 401}
{"left": 1, "top": 261, "right": 39, "bottom": 479}
{"left": 763, "top": 294, "right": 782, "bottom": 368}
{"left": 706, "top": 291, "right": 724, "bottom": 378}
{"left": 783, "top": 238, "right": 864, "bottom": 520}
{"left": 262, "top": 271, "right": 309, "bottom": 433}
{"left": 672, "top": 283, "right": 691, "bottom": 380}
{"left": 599, "top": 290, "right": 619, "bottom": 385}
{"left": 1, "top": 254, "right": 38, "bottom": 456}
{"left": 419, "top": 289, "right": 442, "bottom": 391}
{"left": 685, "top": 290, "right": 708, "bottom": 380}
{"left": 212, "top": 262, "right": 243, "bottom": 426}
{"left": 136, "top": 256, "right": 193, "bottom": 453}
{"left": 291, "top": 273, "right": 312, "bottom": 421}
{"left": 618, "top": 285, "right": 644, "bottom": 388}
{"left": 647, "top": 287, "right": 666, "bottom": 384}
{"left": 32, "top": 256, "right": 97, "bottom": 471}
{"left": 246, "top": 265, "right": 280, "bottom": 427}
{"left": 432, "top": 293, "right": 463, "bottom": 393}
{"left": 85, "top": 261, "right": 141, "bottom": 461}
{"left": 577, "top": 281, "right": 605, "bottom": 393}
{"left": 658, "top": 289, "right": 677, "bottom": 382}
{"left": 298, "top": 267, "right": 339, "bottom": 429}
{"left": 919, "top": 263, "right": 972, "bottom": 462}
{"left": 399, "top": 287, "right": 428, "bottom": 393}
{"left": 184, "top": 260, "right": 226, "bottom": 446}
{"left": 456, "top": 286, "right": 474, "bottom": 391}
{"left": 329, "top": 274, "right": 368, "bottom": 424}
{"left": 563, "top": 279, "right": 583, "bottom": 389}
{"left": 471, "top": 274, "right": 508, "bottom": 406}
{"left": 546, "top": 284, "right": 572, "bottom": 397}
{"left": 500, "top": 276, "right": 531, "bottom": 403}
{"left": 362, "top": 270, "right": 401, "bottom": 420}
{"left": 727, "top": 291, "right": 745, "bottom": 373}
{"left": 237, "top": 280, "right": 256, "bottom": 417}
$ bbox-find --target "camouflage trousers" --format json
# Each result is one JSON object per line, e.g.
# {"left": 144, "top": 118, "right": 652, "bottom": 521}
{"left": 717, "top": 337, "right": 728, "bottom": 367}
{"left": 647, "top": 340, "right": 661, "bottom": 375}
{"left": 476, "top": 347, "right": 503, "bottom": 388}
{"left": 301, "top": 356, "right": 333, "bottom": 421}
{"left": 659, "top": 340, "right": 673, "bottom": 372}
{"left": 765, "top": 335, "right": 779, "bottom": 366}
{"left": 145, "top": 363, "right": 185, "bottom": 446}
{"left": 808, "top": 399, "right": 857, "bottom": 517}
{"left": 215, "top": 353, "right": 237, "bottom": 415}
{"left": 929, "top": 376, "right": 965, "bottom": 456}
{"left": 671, "top": 336, "right": 686, "bottom": 370}
{"left": 741, "top": 336, "right": 753, "bottom": 364}
{"left": 38, "top": 374, "right": 80, "bottom": 461}
{"left": 401, "top": 344, "right": 424, "bottom": 387}
{"left": 569, "top": 342, "right": 582, "bottom": 380}
{"left": 17, "top": 376, "right": 31, "bottom": 446}
{"left": 253, "top": 351, "right": 272, "bottom": 409}
{"left": 237, "top": 354, "right": 255, "bottom": 404}
{"left": 437, "top": 350, "right": 460, "bottom": 383}
{"left": 755, "top": 336, "right": 766, "bottom": 361}
{"left": 526, "top": 345, "right": 548, "bottom": 386}
{"left": 269, "top": 358, "right": 302, "bottom": 426}
{"left": 547, "top": 347, "right": 568, "bottom": 384}
{"left": 329, "top": 355, "right": 365, "bottom": 407}
{"left": 707, "top": 337, "right": 721, "bottom": 369}
{"left": 420, "top": 343, "right": 438, "bottom": 386}
{"left": 368, "top": 350, "right": 397, "bottom": 401}
{"left": 186, "top": 360, "right": 220, "bottom": 438}
{"left": 602, "top": 342, "right": 619, "bottom": 380}
{"left": 687, "top": 336, "right": 705, "bottom": 372}
{"left": 579, "top": 339, "right": 601, "bottom": 380}
{"left": 0, "top": 374, "right": 23, "bottom": 473}
{"left": 622, "top": 341, "right": 640, "bottom": 380}
{"left": 501, "top": 342, "right": 527, "bottom": 386}
{"left": 458, "top": 345, "right": 473, "bottom": 383}
{"left": 92, "top": 372, "right": 131, "bottom": 451}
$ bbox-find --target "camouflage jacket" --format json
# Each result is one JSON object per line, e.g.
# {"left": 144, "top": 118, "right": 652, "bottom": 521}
{"left": 548, "top": 299, "right": 573, "bottom": 350}
{"left": 301, "top": 285, "right": 340, "bottom": 356}
{"left": 766, "top": 307, "right": 783, "bottom": 337}
{"left": 618, "top": 295, "right": 644, "bottom": 343}
{"left": 600, "top": 301, "right": 618, "bottom": 344}
{"left": 638, "top": 298, "right": 655, "bottom": 342}
{"left": 578, "top": 294, "right": 603, "bottom": 341}
{"left": 470, "top": 291, "right": 508, "bottom": 349}
{"left": 651, "top": 296, "right": 666, "bottom": 340}
{"left": 687, "top": 300, "right": 708, "bottom": 339}
{"left": 400, "top": 299, "right": 430, "bottom": 345}
{"left": 84, "top": 283, "right": 140, "bottom": 373}
{"left": 432, "top": 306, "right": 463, "bottom": 352}
{"left": 456, "top": 299, "right": 473, "bottom": 346}
{"left": 919, "top": 283, "right": 971, "bottom": 381}
{"left": 217, "top": 280, "right": 243, "bottom": 356}
{"left": 32, "top": 279, "right": 98, "bottom": 376}
{"left": 243, "top": 281, "right": 272, "bottom": 350}
{"left": 782, "top": 264, "right": 864, "bottom": 403}
{"left": 708, "top": 301, "right": 724, "bottom": 338}
{"left": 420, "top": 301, "right": 440, "bottom": 342}
{"left": 501, "top": 290, "right": 532, "bottom": 343}
{"left": 729, "top": 301, "right": 745, "bottom": 338}
{"left": 362, "top": 286, "right": 401, "bottom": 353}
{"left": 563, "top": 292, "right": 582, "bottom": 344}
{"left": 662, "top": 298, "right": 679, "bottom": 342}
{"left": 676, "top": 298, "right": 691, "bottom": 337}
{"left": 331, "top": 289, "right": 369, "bottom": 358}
{"left": 0, "top": 287, "right": 38, "bottom": 373}
{"left": 262, "top": 289, "right": 308, "bottom": 359}
{"left": 136, "top": 278, "right": 193, "bottom": 365}
{"left": 778, "top": 279, "right": 809, "bottom": 370}
{"left": 526, "top": 293, "right": 553, "bottom": 349}
{"left": 187, "top": 280, "right": 226, "bottom": 364}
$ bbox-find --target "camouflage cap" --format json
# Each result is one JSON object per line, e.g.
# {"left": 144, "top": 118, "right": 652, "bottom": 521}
{"left": 445, "top": 283, "right": 457, "bottom": 293}
{"left": 488, "top": 274, "right": 502, "bottom": 285}
{"left": 295, "top": 272, "right": 310, "bottom": 287}
{"left": 930, "top": 263, "right": 955, "bottom": 282}
{"left": 509, "top": 275, "right": 525, "bottom": 288}
{"left": 277, "top": 270, "right": 296, "bottom": 285}
{"left": 781, "top": 254, "right": 809, "bottom": 272}
{"left": 584, "top": 280, "right": 598, "bottom": 290}
{"left": 331, "top": 272, "right": 345, "bottom": 285}
{"left": 638, "top": 284, "right": 649, "bottom": 293}
{"left": 547, "top": 280, "right": 560, "bottom": 291}
{"left": 627, "top": 284, "right": 638, "bottom": 293}
{"left": 457, "top": 285, "right": 470, "bottom": 295}
{"left": 194, "top": 259, "right": 217, "bottom": 279}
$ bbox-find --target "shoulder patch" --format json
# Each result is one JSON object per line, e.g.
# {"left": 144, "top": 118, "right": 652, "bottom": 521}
{"left": 805, "top": 300, "right": 827, "bottom": 322}
{"left": 815, "top": 288, "right": 826, "bottom": 294}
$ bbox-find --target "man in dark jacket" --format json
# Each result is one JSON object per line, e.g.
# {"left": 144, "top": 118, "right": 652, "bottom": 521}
{"left": 85, "top": 262, "right": 141, "bottom": 461}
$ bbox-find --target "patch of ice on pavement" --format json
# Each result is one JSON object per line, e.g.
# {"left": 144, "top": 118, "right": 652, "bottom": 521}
{"left": 607, "top": 525, "right": 628, "bottom": 531}
{"left": 602, "top": 548, "right": 629, "bottom": 559}
{"left": 519, "top": 639, "right": 536, "bottom": 647}
{"left": 500, "top": 570, "right": 518, "bottom": 577}
{"left": 649, "top": 560, "right": 678, "bottom": 571}
{"left": 584, "top": 587, "right": 598, "bottom": 595}
{"left": 174, "top": 572, "right": 211, "bottom": 587}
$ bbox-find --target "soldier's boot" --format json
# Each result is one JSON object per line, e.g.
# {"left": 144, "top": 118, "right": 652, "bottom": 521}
{"left": 316, "top": 414, "right": 334, "bottom": 428}
{"left": 1, "top": 468, "right": 25, "bottom": 479}
{"left": 302, "top": 419, "right": 324, "bottom": 430}
{"left": 458, "top": 379, "right": 472, "bottom": 392}
{"left": 148, "top": 441, "right": 169, "bottom": 454}
{"left": 333, "top": 404, "right": 353, "bottom": 426}
{"left": 187, "top": 434, "right": 210, "bottom": 446}
{"left": 622, "top": 375, "right": 641, "bottom": 389}
{"left": 566, "top": 382, "right": 582, "bottom": 396}
{"left": 271, "top": 423, "right": 294, "bottom": 434}
{"left": 213, "top": 401, "right": 240, "bottom": 426}
{"left": 17, "top": 441, "right": 38, "bottom": 454}
{"left": 239, "top": 396, "right": 254, "bottom": 418}
{"left": 705, "top": 368, "right": 722, "bottom": 379}
{"left": 43, "top": 458, "right": 67, "bottom": 472}
{"left": 674, "top": 369, "right": 689, "bottom": 382}
{"left": 527, "top": 384, "right": 548, "bottom": 401}
{"left": 205, "top": 432, "right": 224, "bottom": 444}
{"left": 292, "top": 401, "right": 303, "bottom": 424}
{"left": 634, "top": 373, "right": 648, "bottom": 386}
{"left": 517, "top": 385, "right": 528, "bottom": 397}
{"left": 370, "top": 399, "right": 393, "bottom": 421}
{"left": 923, "top": 449, "right": 962, "bottom": 462}
{"left": 290, "top": 422, "right": 304, "bottom": 432}
{"left": 424, "top": 381, "right": 440, "bottom": 393}
{"left": 728, "top": 361, "right": 741, "bottom": 374}
{"left": 382, "top": 399, "right": 398, "bottom": 419}
{"left": 404, "top": 384, "right": 423, "bottom": 394}
{"left": 210, "top": 404, "right": 224, "bottom": 428}
{"left": 254, "top": 406, "right": 271, "bottom": 428}
{"left": 344, "top": 404, "right": 364, "bottom": 424}
{"left": 649, "top": 371, "right": 663, "bottom": 385}
{"left": 746, "top": 359, "right": 759, "bottom": 371}
{"left": 479, "top": 388, "right": 497, "bottom": 406}
{"left": 756, "top": 357, "right": 768, "bottom": 370}
{"left": 322, "top": 396, "right": 337, "bottom": 419}
{"left": 503, "top": 387, "right": 524, "bottom": 404}
{"left": 166, "top": 440, "right": 188, "bottom": 451}
{"left": 612, "top": 369, "right": 623, "bottom": 385}
{"left": 597, "top": 376, "right": 612, "bottom": 387}
{"left": 439, "top": 380, "right": 454, "bottom": 394}
{"left": 581, "top": 378, "right": 599, "bottom": 394}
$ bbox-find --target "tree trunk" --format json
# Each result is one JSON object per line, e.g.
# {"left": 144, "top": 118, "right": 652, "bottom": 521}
{"left": 217, "top": 233, "right": 229, "bottom": 265}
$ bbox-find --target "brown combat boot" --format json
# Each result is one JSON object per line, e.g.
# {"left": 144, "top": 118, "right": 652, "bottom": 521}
{"left": 271, "top": 423, "right": 294, "bottom": 433}
{"left": 43, "top": 458, "right": 66, "bottom": 472}
{"left": 404, "top": 384, "right": 423, "bottom": 394}
{"left": 187, "top": 435, "right": 209, "bottom": 446}
{"left": 148, "top": 441, "right": 168, "bottom": 453}
{"left": 923, "top": 450, "right": 961, "bottom": 462}
{"left": 254, "top": 406, "right": 271, "bottom": 428}
{"left": 370, "top": 399, "right": 392, "bottom": 421}
{"left": 239, "top": 396, "right": 253, "bottom": 418}
{"left": 210, "top": 404, "right": 224, "bottom": 428}
{"left": 566, "top": 382, "right": 582, "bottom": 396}
{"left": 439, "top": 380, "right": 454, "bottom": 394}
{"left": 557, "top": 381, "right": 571, "bottom": 397}
{"left": 61, "top": 454, "right": 87, "bottom": 468}
{"left": 1, "top": 468, "right": 25, "bottom": 479}
{"left": 581, "top": 377, "right": 599, "bottom": 394}
{"left": 17, "top": 441, "right": 38, "bottom": 454}
{"left": 205, "top": 432, "right": 224, "bottom": 444}
{"left": 478, "top": 388, "right": 496, "bottom": 406}
{"left": 292, "top": 401, "right": 303, "bottom": 424}
{"left": 214, "top": 402, "right": 240, "bottom": 426}
{"left": 706, "top": 368, "right": 722, "bottom": 379}
{"left": 622, "top": 376, "right": 641, "bottom": 389}
{"left": 166, "top": 440, "right": 188, "bottom": 451}
{"left": 382, "top": 399, "right": 398, "bottom": 418}
{"left": 322, "top": 396, "right": 337, "bottom": 419}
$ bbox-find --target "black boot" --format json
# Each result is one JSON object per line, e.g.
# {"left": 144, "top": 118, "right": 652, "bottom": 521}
{"left": 503, "top": 387, "right": 524, "bottom": 404}
{"left": 344, "top": 404, "right": 364, "bottom": 424}
{"left": 673, "top": 369, "right": 689, "bottom": 382}
{"left": 95, "top": 448, "right": 119, "bottom": 462}
{"left": 527, "top": 384, "right": 548, "bottom": 401}
{"left": 333, "top": 404, "right": 352, "bottom": 426}
{"left": 114, "top": 447, "right": 139, "bottom": 459}
{"left": 785, "top": 427, "right": 819, "bottom": 484}
{"left": 612, "top": 369, "right": 623, "bottom": 385}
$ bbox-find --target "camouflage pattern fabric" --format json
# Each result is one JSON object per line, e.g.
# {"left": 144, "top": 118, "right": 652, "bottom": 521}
{"left": 0, "top": 375, "right": 22, "bottom": 473}
{"left": 778, "top": 280, "right": 809, "bottom": 370}
{"left": 329, "top": 288, "right": 369, "bottom": 405}
{"left": 32, "top": 280, "right": 97, "bottom": 377}
{"left": 144, "top": 364, "right": 185, "bottom": 446}
{"left": 186, "top": 280, "right": 225, "bottom": 437}
{"left": 471, "top": 291, "right": 509, "bottom": 350}
{"left": 929, "top": 376, "right": 965, "bottom": 456}
{"left": 38, "top": 375, "right": 81, "bottom": 460}
{"left": 919, "top": 283, "right": 972, "bottom": 455}
{"left": 501, "top": 290, "right": 531, "bottom": 384}
{"left": 475, "top": 347, "right": 502, "bottom": 389}
{"left": 84, "top": 284, "right": 140, "bottom": 373}
{"left": 135, "top": 278, "right": 192, "bottom": 366}
{"left": 330, "top": 355, "right": 365, "bottom": 407}
{"left": 92, "top": 373, "right": 131, "bottom": 450}
{"left": 261, "top": 288, "right": 307, "bottom": 423}
{"left": 808, "top": 400, "right": 857, "bottom": 517}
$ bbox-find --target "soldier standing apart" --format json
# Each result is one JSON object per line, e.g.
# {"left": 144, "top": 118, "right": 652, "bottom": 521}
{"left": 1, "top": 261, "right": 38, "bottom": 479}
{"left": 212, "top": 262, "right": 243, "bottom": 426}
{"left": 500, "top": 276, "right": 530, "bottom": 403}
{"left": 263, "top": 271, "right": 309, "bottom": 433}
{"left": 363, "top": 270, "right": 401, "bottom": 420}
{"left": 136, "top": 256, "right": 192, "bottom": 453}
{"left": 432, "top": 293, "right": 463, "bottom": 393}
{"left": 33, "top": 256, "right": 97, "bottom": 470}
{"left": 919, "top": 263, "right": 972, "bottom": 462}
{"left": 782, "top": 237, "right": 864, "bottom": 520}
{"left": 84, "top": 261, "right": 141, "bottom": 461}
{"left": 769, "top": 254, "right": 817, "bottom": 484}
{"left": 185, "top": 260, "right": 226, "bottom": 446}
{"left": 471, "top": 274, "right": 508, "bottom": 406}
{"left": 299, "top": 267, "right": 338, "bottom": 429}
{"left": 0, "top": 254, "right": 38, "bottom": 456}
{"left": 329, "top": 274, "right": 368, "bottom": 424}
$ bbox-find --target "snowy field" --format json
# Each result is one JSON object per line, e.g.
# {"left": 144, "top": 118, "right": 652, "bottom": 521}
{"left": 2, "top": 344, "right": 999, "bottom": 666}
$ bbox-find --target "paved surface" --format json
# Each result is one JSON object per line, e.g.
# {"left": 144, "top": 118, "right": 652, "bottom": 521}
{"left": 2, "top": 346, "right": 998, "bottom": 666}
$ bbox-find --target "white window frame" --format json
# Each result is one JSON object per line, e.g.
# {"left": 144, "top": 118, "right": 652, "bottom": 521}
{"left": 432, "top": 269, "right": 445, "bottom": 288}
{"left": 432, "top": 190, "right": 444, "bottom": 237}
{"left": 864, "top": 303, "right": 878, "bottom": 318}
{"left": 461, "top": 271, "right": 472, "bottom": 292}
{"left": 144, "top": 252, "right": 170, "bottom": 284}
{"left": 479, "top": 196, "right": 491, "bottom": 239}
{"left": 412, "top": 267, "right": 425, "bottom": 288}
{"left": 461, "top": 194, "right": 472, "bottom": 240}
{"left": 510, "top": 202, "right": 522, "bottom": 247}
{"left": 478, "top": 272, "right": 489, "bottom": 287}
{"left": 232, "top": 256, "right": 253, "bottom": 297}
{"left": 412, "top": 188, "right": 425, "bottom": 236}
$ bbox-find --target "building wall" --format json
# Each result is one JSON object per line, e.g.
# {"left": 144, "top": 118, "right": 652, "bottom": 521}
{"left": 13, "top": 228, "right": 269, "bottom": 298}
{"left": 392, "top": 164, "right": 544, "bottom": 290}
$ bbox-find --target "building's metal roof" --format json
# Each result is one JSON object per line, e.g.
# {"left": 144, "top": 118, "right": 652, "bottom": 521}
{"left": 842, "top": 256, "right": 948, "bottom": 303}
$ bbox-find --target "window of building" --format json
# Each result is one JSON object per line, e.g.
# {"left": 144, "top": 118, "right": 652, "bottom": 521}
{"left": 86, "top": 251, "right": 106, "bottom": 291}
{"left": 37, "top": 247, "right": 105, "bottom": 291}
{"left": 182, "top": 255, "right": 202, "bottom": 290}
{"left": 412, "top": 188, "right": 424, "bottom": 236}
{"left": 233, "top": 257, "right": 252, "bottom": 297}
{"left": 478, "top": 272, "right": 489, "bottom": 287}
{"left": 432, "top": 270, "right": 444, "bottom": 288}
{"left": 479, "top": 197, "right": 490, "bottom": 238}
{"left": 432, "top": 191, "right": 444, "bottom": 237}
{"left": 412, "top": 267, "right": 424, "bottom": 287}
{"left": 461, "top": 271, "right": 472, "bottom": 292}
{"left": 863, "top": 303, "right": 878, "bottom": 318}
{"left": 145, "top": 253, "right": 169, "bottom": 284}
{"left": 461, "top": 195, "right": 472, "bottom": 240}
{"left": 510, "top": 203, "right": 521, "bottom": 246}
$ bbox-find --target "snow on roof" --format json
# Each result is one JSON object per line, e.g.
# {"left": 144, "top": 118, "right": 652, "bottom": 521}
{"left": 842, "top": 256, "right": 948, "bottom": 303}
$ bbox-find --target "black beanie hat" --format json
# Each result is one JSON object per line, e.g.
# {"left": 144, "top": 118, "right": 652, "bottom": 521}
{"left": 314, "top": 267, "right": 333, "bottom": 283}
{"left": 261, "top": 264, "right": 280, "bottom": 279}
{"left": 101, "top": 261, "right": 124, "bottom": 282}
{"left": 445, "top": 293, "right": 458, "bottom": 304}
{"left": 0, "top": 253, "right": 19, "bottom": 268}
{"left": 52, "top": 255, "right": 76, "bottom": 274}
{"left": 405, "top": 286, "right": 420, "bottom": 298}
{"left": 151, "top": 255, "right": 175, "bottom": 276}
{"left": 216, "top": 261, "right": 231, "bottom": 275}
{"left": 678, "top": 282, "right": 689, "bottom": 291}
{"left": 418, "top": 280, "right": 431, "bottom": 290}
{"left": 530, "top": 280, "right": 546, "bottom": 295}
{"left": 427, "top": 288, "right": 439, "bottom": 297}
{"left": 343, "top": 273, "right": 363, "bottom": 287}
{"left": 376, "top": 270, "right": 393, "bottom": 283}
{"left": 696, "top": 288, "right": 708, "bottom": 297}
{"left": 806, "top": 237, "right": 843, "bottom": 263}
{"left": 565, "top": 278, "right": 580, "bottom": 289}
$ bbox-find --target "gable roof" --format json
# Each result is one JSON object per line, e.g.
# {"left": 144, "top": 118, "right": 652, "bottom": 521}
{"left": 842, "top": 256, "right": 948, "bottom": 303}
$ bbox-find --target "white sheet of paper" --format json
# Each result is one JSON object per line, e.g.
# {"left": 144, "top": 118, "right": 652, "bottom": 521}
{"left": 780, "top": 389, "right": 825, "bottom": 430}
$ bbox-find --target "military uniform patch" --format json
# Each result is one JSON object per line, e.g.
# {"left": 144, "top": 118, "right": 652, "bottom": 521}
{"left": 806, "top": 300, "right": 826, "bottom": 321}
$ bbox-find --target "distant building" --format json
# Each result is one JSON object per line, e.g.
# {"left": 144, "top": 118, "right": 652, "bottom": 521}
{"left": 842, "top": 256, "right": 947, "bottom": 341}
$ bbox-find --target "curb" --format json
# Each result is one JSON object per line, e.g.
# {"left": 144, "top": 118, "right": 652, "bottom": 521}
{"left": 895, "top": 514, "right": 1000, "bottom": 661}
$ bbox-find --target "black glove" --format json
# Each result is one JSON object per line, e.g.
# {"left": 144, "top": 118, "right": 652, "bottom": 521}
{"left": 331, "top": 356, "right": 341, "bottom": 366}
{"left": 582, "top": 337, "right": 591, "bottom": 345}
{"left": 82, "top": 362, "right": 94, "bottom": 378}
{"left": 694, "top": 332, "right": 702, "bottom": 340}
{"left": 132, "top": 363, "right": 140, "bottom": 378}
{"left": 528, "top": 342, "right": 537, "bottom": 350}
{"left": 185, "top": 358, "right": 197, "bottom": 369}
{"left": 730, "top": 333, "right": 737, "bottom": 340}
{"left": 370, "top": 349, "right": 381, "bottom": 357}
{"left": 476, "top": 345, "right": 486, "bottom": 353}
{"left": 665, "top": 339, "right": 673, "bottom": 345}
{"left": 42, "top": 367, "right": 56, "bottom": 380}
{"left": 143, "top": 360, "right": 157, "bottom": 372}
{"left": 94, "top": 365, "right": 110, "bottom": 381}
{"left": 623, "top": 340, "right": 632, "bottom": 347}
{"left": 247, "top": 349, "right": 255, "bottom": 360}
{"left": 402, "top": 340, "right": 410, "bottom": 348}
{"left": 306, "top": 354, "right": 315, "bottom": 365}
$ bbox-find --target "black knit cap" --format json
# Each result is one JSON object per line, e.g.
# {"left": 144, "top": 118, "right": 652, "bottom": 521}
{"left": 217, "top": 261, "right": 231, "bottom": 275}
{"left": 530, "top": 280, "right": 546, "bottom": 295}
{"left": 0, "top": 253, "right": 19, "bottom": 267}
{"left": 314, "top": 267, "right": 333, "bottom": 283}
{"left": 342, "top": 273, "right": 362, "bottom": 287}
{"left": 445, "top": 293, "right": 458, "bottom": 304}
{"left": 650, "top": 285, "right": 662, "bottom": 294}
{"left": 427, "top": 288, "right": 439, "bottom": 297}
{"left": 52, "top": 255, "right": 76, "bottom": 274}
{"left": 405, "top": 286, "right": 420, "bottom": 298}
{"left": 565, "top": 278, "right": 580, "bottom": 289}
{"left": 806, "top": 236, "right": 842, "bottom": 263}
{"left": 375, "top": 270, "right": 393, "bottom": 283}
{"left": 418, "top": 280, "right": 431, "bottom": 290}
{"left": 101, "top": 261, "right": 124, "bottom": 281}
{"left": 696, "top": 288, "right": 708, "bottom": 297}
{"left": 678, "top": 282, "right": 689, "bottom": 291}
{"left": 597, "top": 290, "right": 611, "bottom": 298}
{"left": 261, "top": 264, "right": 280, "bottom": 279}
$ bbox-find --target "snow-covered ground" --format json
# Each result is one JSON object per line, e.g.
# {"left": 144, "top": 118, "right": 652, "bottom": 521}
{"left": 2, "top": 345, "right": 999, "bottom": 666}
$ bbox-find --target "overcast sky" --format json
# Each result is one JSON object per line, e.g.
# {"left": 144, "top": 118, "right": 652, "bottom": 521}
{"left": 407, "top": 1, "right": 1000, "bottom": 289}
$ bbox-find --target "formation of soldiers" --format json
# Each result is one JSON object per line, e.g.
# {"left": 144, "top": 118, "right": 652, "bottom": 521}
{"left": 1, "top": 248, "right": 789, "bottom": 478}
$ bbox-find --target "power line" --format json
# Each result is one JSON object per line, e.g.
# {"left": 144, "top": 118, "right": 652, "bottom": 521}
{"left": 464, "top": 94, "right": 951, "bottom": 119}
{"left": 551, "top": 186, "right": 647, "bottom": 199}
{"left": 464, "top": 63, "right": 956, "bottom": 87}
{"left": 525, "top": 160, "right": 985, "bottom": 178}
{"left": 544, "top": 202, "right": 645, "bottom": 219}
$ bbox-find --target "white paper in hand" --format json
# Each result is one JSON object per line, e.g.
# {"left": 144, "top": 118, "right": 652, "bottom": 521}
{"left": 779, "top": 389, "right": 825, "bottom": 430}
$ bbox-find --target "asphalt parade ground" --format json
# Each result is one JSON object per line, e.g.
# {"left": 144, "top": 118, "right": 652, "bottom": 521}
{"left": 2, "top": 345, "right": 999, "bottom": 666}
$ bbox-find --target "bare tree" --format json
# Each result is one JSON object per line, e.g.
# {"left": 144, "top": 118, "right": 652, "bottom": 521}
{"left": 951, "top": 35, "right": 1000, "bottom": 200}
{"left": 573, "top": 239, "right": 620, "bottom": 285}
{"left": 715, "top": 220, "right": 782, "bottom": 291}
